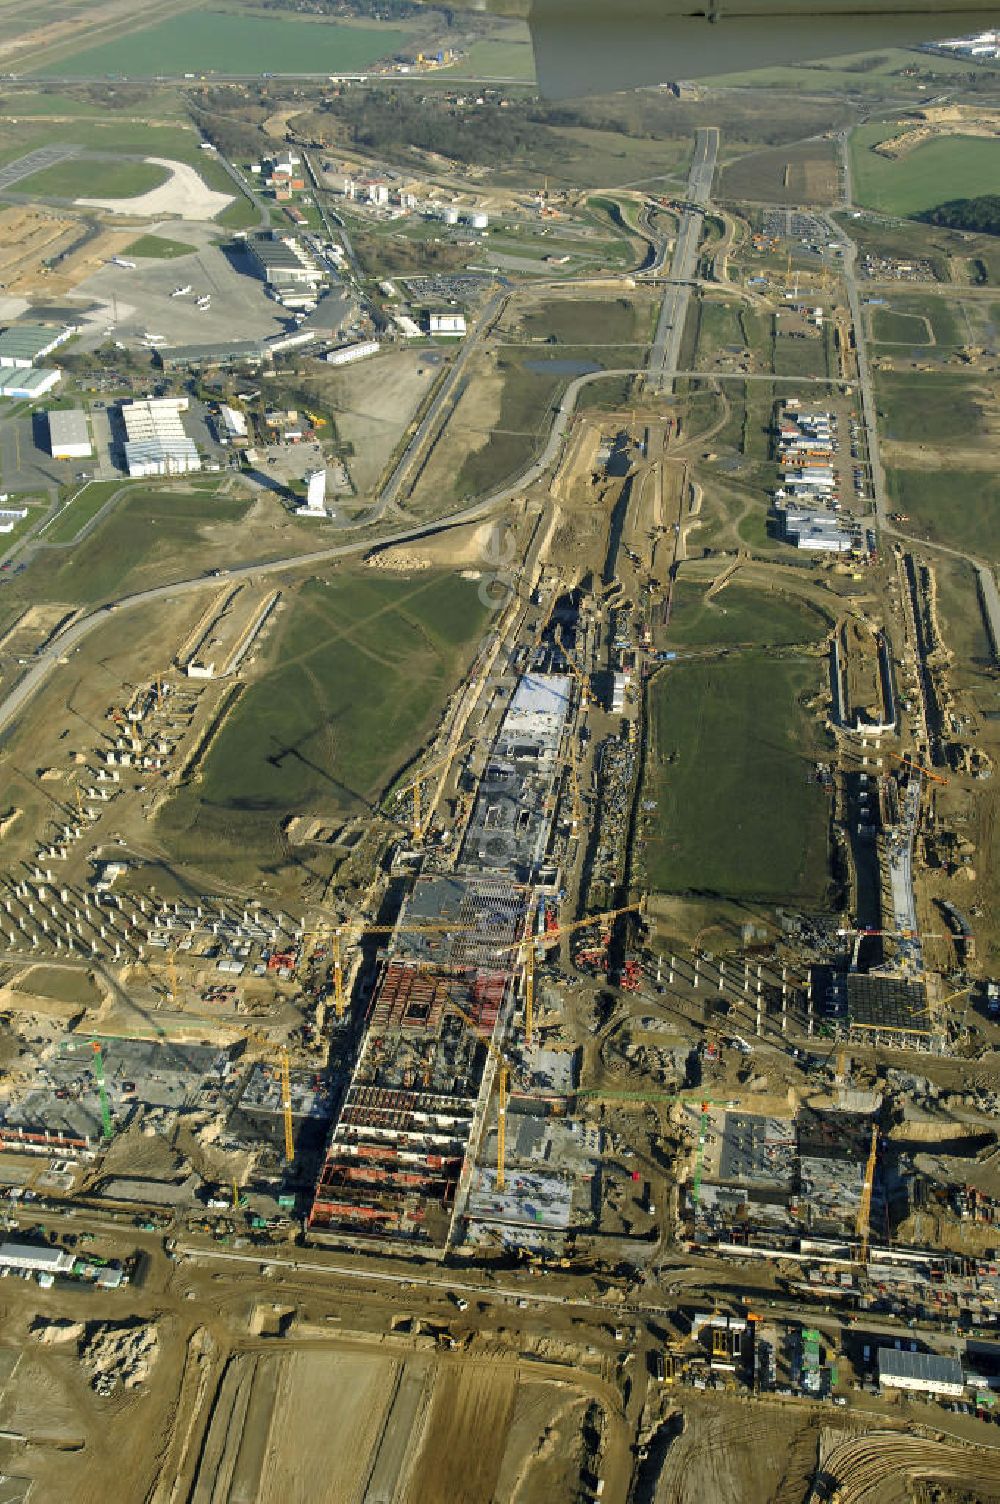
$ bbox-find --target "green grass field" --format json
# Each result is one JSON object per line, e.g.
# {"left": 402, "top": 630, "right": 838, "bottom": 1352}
{"left": 886, "top": 468, "right": 1000, "bottom": 563}
{"left": 126, "top": 234, "right": 198, "bottom": 259}
{"left": 517, "top": 297, "right": 651, "bottom": 349}
{"left": 158, "top": 570, "right": 489, "bottom": 875}
{"left": 38, "top": 481, "right": 122, "bottom": 545}
{"left": 216, "top": 193, "right": 260, "bottom": 230}
{"left": 21, "top": 488, "right": 250, "bottom": 605}
{"left": 876, "top": 372, "right": 988, "bottom": 445}
{"left": 643, "top": 651, "right": 831, "bottom": 904}
{"left": 871, "top": 309, "right": 932, "bottom": 345}
{"left": 694, "top": 300, "right": 746, "bottom": 361}
{"left": 0, "top": 89, "right": 139, "bottom": 116}
{"left": 19, "top": 156, "right": 168, "bottom": 199}
{"left": 442, "top": 33, "right": 535, "bottom": 80}
{"left": 849, "top": 124, "right": 1000, "bottom": 217}
{"left": 667, "top": 579, "right": 832, "bottom": 646}
{"left": 0, "top": 118, "right": 231, "bottom": 180}
{"left": 772, "top": 334, "right": 829, "bottom": 380}
{"left": 869, "top": 294, "right": 960, "bottom": 347}
{"left": 34, "top": 12, "right": 409, "bottom": 77}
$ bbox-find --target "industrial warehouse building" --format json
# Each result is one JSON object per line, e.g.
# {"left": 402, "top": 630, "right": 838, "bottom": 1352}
{"left": 428, "top": 311, "right": 466, "bottom": 337}
{"left": 121, "top": 397, "right": 201, "bottom": 478}
{"left": 47, "top": 408, "right": 93, "bottom": 460}
{"left": 878, "top": 1347, "right": 965, "bottom": 1398}
{"left": 215, "top": 405, "right": 248, "bottom": 445}
{"left": 0, "top": 505, "right": 28, "bottom": 534}
{"left": 0, "top": 1240, "right": 75, "bottom": 1275}
{"left": 0, "top": 366, "right": 61, "bottom": 399}
{"left": 778, "top": 505, "right": 855, "bottom": 554}
{"left": 325, "top": 339, "right": 379, "bottom": 367}
{"left": 247, "top": 231, "right": 325, "bottom": 290}
{"left": 0, "top": 323, "right": 74, "bottom": 369}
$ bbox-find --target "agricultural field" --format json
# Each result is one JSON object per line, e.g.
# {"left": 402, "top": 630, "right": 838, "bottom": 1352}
{"left": 159, "top": 570, "right": 489, "bottom": 877}
{"left": 453, "top": 360, "right": 565, "bottom": 502}
{"left": 717, "top": 140, "right": 840, "bottom": 205}
{"left": 691, "top": 299, "right": 747, "bottom": 365}
{"left": 32, "top": 11, "right": 411, "bottom": 77}
{"left": 643, "top": 649, "right": 832, "bottom": 904}
{"left": 885, "top": 467, "right": 1000, "bottom": 563}
{"left": 705, "top": 44, "right": 998, "bottom": 93}
{"left": 515, "top": 296, "right": 655, "bottom": 355}
{"left": 849, "top": 123, "right": 1000, "bottom": 217}
{"left": 18, "top": 157, "right": 169, "bottom": 199}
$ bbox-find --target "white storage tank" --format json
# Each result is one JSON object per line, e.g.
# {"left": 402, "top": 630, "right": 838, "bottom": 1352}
{"left": 467, "top": 211, "right": 489, "bottom": 230}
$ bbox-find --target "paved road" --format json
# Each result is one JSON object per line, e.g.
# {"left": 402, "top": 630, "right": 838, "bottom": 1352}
{"left": 647, "top": 127, "right": 719, "bottom": 393}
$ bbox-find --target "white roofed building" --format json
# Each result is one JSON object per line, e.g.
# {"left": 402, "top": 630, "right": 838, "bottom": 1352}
{"left": 121, "top": 397, "right": 201, "bottom": 478}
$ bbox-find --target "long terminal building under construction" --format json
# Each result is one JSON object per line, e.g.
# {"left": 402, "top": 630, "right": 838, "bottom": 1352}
{"left": 307, "top": 673, "right": 574, "bottom": 1253}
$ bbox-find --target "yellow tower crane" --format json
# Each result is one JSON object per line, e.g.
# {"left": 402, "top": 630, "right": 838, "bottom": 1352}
{"left": 279, "top": 1046, "right": 294, "bottom": 1163}
{"left": 390, "top": 737, "right": 475, "bottom": 845}
{"left": 299, "top": 918, "right": 484, "bottom": 1022}
{"left": 496, "top": 900, "right": 645, "bottom": 1045}
{"left": 557, "top": 626, "right": 591, "bottom": 709}
{"left": 856, "top": 1123, "right": 878, "bottom": 1266}
{"left": 565, "top": 737, "right": 584, "bottom": 831}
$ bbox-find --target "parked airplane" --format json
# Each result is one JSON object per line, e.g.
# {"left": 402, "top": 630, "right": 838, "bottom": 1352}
{"left": 171, "top": 285, "right": 192, "bottom": 297}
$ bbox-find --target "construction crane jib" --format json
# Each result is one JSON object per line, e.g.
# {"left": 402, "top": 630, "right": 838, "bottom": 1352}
{"left": 495, "top": 900, "right": 645, "bottom": 1045}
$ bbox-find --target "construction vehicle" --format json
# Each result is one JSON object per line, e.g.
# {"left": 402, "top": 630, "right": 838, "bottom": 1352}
{"left": 564, "top": 736, "right": 584, "bottom": 832}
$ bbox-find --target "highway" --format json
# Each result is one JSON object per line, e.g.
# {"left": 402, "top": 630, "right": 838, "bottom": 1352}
{"left": 647, "top": 126, "right": 719, "bottom": 393}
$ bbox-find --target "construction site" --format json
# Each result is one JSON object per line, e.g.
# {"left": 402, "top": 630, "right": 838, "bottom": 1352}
{"left": 0, "top": 81, "right": 999, "bottom": 1501}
